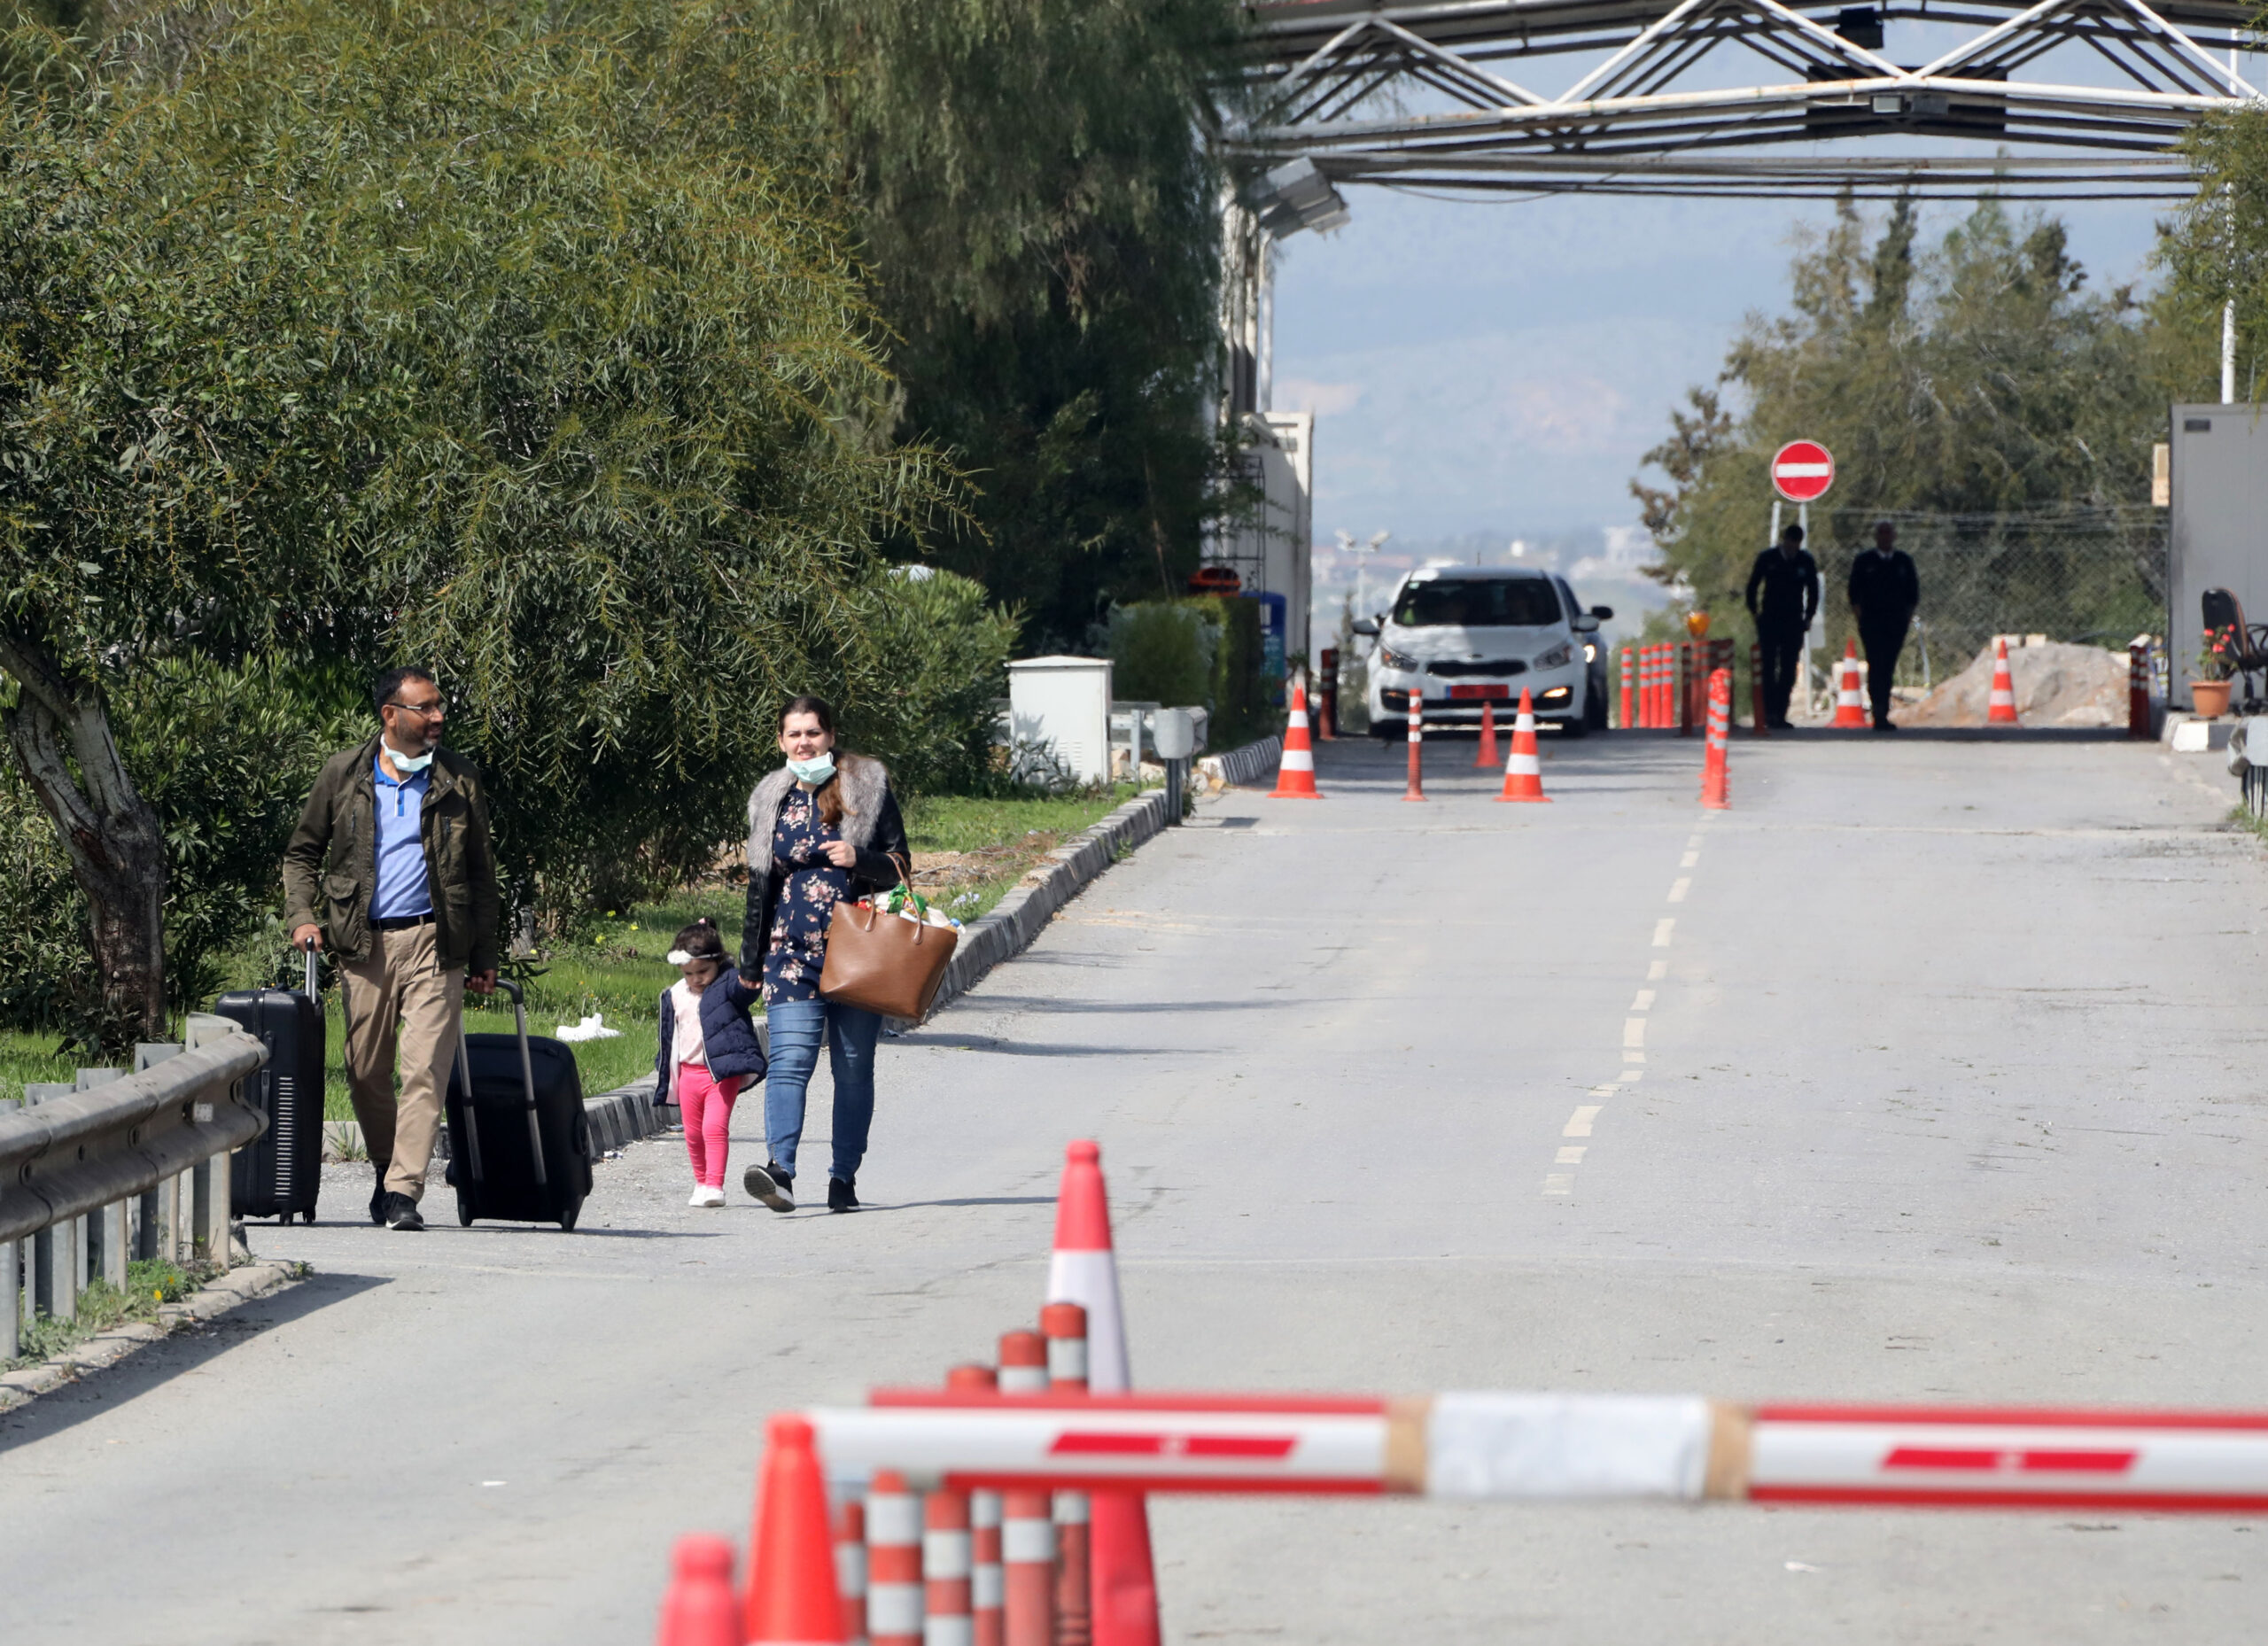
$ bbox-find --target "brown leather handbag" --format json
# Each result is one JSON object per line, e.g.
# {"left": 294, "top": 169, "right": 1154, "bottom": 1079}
{"left": 818, "top": 857, "right": 959, "bottom": 1020}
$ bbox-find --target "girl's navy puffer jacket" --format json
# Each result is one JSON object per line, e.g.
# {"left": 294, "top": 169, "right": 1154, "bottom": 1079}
{"left": 655, "top": 970, "right": 767, "bottom": 1099}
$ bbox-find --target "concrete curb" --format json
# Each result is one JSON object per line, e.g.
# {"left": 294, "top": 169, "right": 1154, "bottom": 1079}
{"left": 921, "top": 786, "right": 1178, "bottom": 1021}
{"left": 1200, "top": 734, "right": 1283, "bottom": 789}
{"left": 0, "top": 1258, "right": 306, "bottom": 1413}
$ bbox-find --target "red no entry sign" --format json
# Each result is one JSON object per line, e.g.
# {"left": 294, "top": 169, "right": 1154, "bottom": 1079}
{"left": 1771, "top": 439, "right": 1835, "bottom": 502}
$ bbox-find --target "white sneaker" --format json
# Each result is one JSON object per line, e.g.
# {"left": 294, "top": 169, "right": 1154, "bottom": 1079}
{"left": 697, "top": 1184, "right": 726, "bottom": 1207}
{"left": 687, "top": 1185, "right": 711, "bottom": 1207}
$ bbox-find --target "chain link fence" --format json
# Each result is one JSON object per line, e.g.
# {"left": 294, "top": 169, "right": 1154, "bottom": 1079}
{"left": 1810, "top": 505, "right": 2166, "bottom": 687}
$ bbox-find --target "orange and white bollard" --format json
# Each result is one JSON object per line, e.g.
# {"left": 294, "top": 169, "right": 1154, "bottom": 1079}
{"left": 1002, "top": 1489, "right": 1055, "bottom": 1646}
{"left": 1474, "top": 696, "right": 1498, "bottom": 767}
{"left": 868, "top": 1471, "right": 924, "bottom": 1646}
{"left": 945, "top": 1365, "right": 1004, "bottom": 1646}
{"left": 925, "top": 1491, "right": 974, "bottom": 1646}
{"left": 1989, "top": 636, "right": 2021, "bottom": 725}
{"left": 2129, "top": 635, "right": 2154, "bottom": 738}
{"left": 1832, "top": 641, "right": 1868, "bottom": 727}
{"left": 1619, "top": 647, "right": 1635, "bottom": 729}
{"left": 998, "top": 1330, "right": 1047, "bottom": 1394}
{"left": 1402, "top": 682, "right": 1426, "bottom": 803}
{"left": 1040, "top": 1302, "right": 1091, "bottom": 1646}
{"left": 1749, "top": 642, "right": 1767, "bottom": 737}
{"left": 1495, "top": 688, "right": 1550, "bottom": 804}
{"left": 839, "top": 1501, "right": 870, "bottom": 1646}
{"left": 1701, "top": 668, "right": 1731, "bottom": 810}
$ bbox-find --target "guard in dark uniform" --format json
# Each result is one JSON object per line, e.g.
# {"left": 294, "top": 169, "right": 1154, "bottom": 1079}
{"left": 1847, "top": 522, "right": 1921, "bottom": 730}
{"left": 1744, "top": 524, "right": 1820, "bottom": 729}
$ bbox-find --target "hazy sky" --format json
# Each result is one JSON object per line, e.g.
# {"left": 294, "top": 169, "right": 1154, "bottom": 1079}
{"left": 1270, "top": 187, "right": 2168, "bottom": 547}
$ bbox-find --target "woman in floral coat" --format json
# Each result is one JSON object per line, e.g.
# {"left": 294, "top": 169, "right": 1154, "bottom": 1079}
{"left": 736, "top": 695, "right": 911, "bottom": 1214}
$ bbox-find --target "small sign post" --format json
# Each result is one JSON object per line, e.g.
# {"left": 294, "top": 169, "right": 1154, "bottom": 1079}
{"left": 1768, "top": 440, "right": 1835, "bottom": 717}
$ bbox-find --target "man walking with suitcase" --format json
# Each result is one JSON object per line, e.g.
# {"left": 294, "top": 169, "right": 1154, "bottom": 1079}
{"left": 284, "top": 667, "right": 499, "bottom": 1231}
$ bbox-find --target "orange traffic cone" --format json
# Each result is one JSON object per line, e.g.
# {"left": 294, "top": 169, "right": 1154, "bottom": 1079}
{"left": 657, "top": 1535, "right": 743, "bottom": 1646}
{"left": 745, "top": 1415, "right": 848, "bottom": 1646}
{"left": 1701, "top": 668, "right": 1731, "bottom": 810}
{"left": 1045, "top": 1143, "right": 1159, "bottom": 1646}
{"left": 1402, "top": 684, "right": 1426, "bottom": 802}
{"left": 1988, "top": 637, "right": 2020, "bottom": 725}
{"left": 1495, "top": 688, "right": 1550, "bottom": 803}
{"left": 1269, "top": 680, "right": 1322, "bottom": 797}
{"left": 1473, "top": 697, "right": 1498, "bottom": 767}
{"left": 1832, "top": 641, "right": 1868, "bottom": 727}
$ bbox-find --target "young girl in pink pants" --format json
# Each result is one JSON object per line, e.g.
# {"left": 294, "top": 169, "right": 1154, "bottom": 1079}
{"left": 655, "top": 919, "right": 766, "bottom": 1207}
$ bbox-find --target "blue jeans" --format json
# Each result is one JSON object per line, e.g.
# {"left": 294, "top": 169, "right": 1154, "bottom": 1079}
{"left": 762, "top": 998, "right": 882, "bottom": 1183}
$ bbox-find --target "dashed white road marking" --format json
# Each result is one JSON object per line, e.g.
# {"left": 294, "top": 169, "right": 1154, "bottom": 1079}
{"left": 1618, "top": 1069, "right": 1643, "bottom": 1083}
{"left": 1629, "top": 989, "right": 1655, "bottom": 1012}
{"left": 1652, "top": 919, "right": 1675, "bottom": 946}
{"left": 1556, "top": 1145, "right": 1587, "bottom": 1165}
{"left": 1680, "top": 850, "right": 1699, "bottom": 868}
{"left": 1685, "top": 835, "right": 1704, "bottom": 850}
{"left": 1588, "top": 1084, "right": 1616, "bottom": 1098}
{"left": 1667, "top": 878, "right": 1691, "bottom": 903}
{"left": 1622, "top": 1019, "right": 1646, "bottom": 1048}
{"left": 1565, "top": 1106, "right": 1602, "bottom": 1137}
{"left": 1542, "top": 1174, "right": 1574, "bottom": 1196}
{"left": 1647, "top": 959, "right": 1666, "bottom": 982}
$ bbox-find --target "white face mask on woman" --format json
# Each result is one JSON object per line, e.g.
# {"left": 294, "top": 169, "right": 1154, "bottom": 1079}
{"left": 786, "top": 753, "right": 836, "bottom": 786}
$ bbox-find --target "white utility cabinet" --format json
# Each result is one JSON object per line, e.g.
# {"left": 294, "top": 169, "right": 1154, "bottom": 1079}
{"left": 1007, "top": 656, "right": 1115, "bottom": 785}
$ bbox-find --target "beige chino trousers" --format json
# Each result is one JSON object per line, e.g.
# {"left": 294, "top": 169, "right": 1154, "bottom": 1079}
{"left": 341, "top": 920, "right": 462, "bottom": 1201}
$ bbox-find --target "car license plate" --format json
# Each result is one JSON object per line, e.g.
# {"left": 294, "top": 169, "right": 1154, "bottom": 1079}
{"left": 1448, "top": 684, "right": 1510, "bottom": 700}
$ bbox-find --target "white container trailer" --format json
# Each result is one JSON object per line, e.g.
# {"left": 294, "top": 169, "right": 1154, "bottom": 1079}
{"left": 1007, "top": 656, "right": 1115, "bottom": 785}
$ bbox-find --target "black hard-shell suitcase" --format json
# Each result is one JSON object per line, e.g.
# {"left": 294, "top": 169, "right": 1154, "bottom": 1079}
{"left": 443, "top": 977, "right": 592, "bottom": 1230}
{"left": 216, "top": 948, "right": 327, "bottom": 1223}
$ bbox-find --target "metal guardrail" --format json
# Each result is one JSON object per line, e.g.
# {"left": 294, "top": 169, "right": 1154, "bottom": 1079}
{"left": 2, "top": 1021, "right": 268, "bottom": 1362}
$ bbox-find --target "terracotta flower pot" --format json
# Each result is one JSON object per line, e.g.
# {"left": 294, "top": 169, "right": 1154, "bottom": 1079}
{"left": 2191, "top": 679, "right": 2233, "bottom": 718}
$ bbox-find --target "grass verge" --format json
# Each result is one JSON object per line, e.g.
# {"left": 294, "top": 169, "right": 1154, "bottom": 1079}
{"left": 5, "top": 1256, "right": 209, "bottom": 1372}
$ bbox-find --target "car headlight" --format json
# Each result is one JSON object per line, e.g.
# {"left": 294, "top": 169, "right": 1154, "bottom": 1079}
{"left": 1534, "top": 643, "right": 1573, "bottom": 671}
{"left": 1378, "top": 647, "right": 1420, "bottom": 672}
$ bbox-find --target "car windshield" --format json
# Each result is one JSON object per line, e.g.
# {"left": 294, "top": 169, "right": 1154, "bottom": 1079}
{"left": 1393, "top": 578, "right": 1563, "bottom": 628}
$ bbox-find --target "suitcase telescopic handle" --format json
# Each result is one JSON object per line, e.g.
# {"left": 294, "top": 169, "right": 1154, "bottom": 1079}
{"left": 484, "top": 975, "right": 548, "bottom": 1188}
{"left": 303, "top": 944, "right": 320, "bottom": 1000}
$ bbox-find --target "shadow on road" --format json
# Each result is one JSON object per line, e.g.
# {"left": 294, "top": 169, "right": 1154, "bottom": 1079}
{"left": 0, "top": 1269, "right": 388, "bottom": 1456}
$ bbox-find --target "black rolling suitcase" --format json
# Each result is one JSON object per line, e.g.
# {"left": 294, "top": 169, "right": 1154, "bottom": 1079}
{"left": 216, "top": 948, "right": 327, "bottom": 1224}
{"left": 444, "top": 977, "right": 592, "bottom": 1230}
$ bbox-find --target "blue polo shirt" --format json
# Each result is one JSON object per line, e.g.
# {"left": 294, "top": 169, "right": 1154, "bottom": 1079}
{"left": 372, "top": 751, "right": 434, "bottom": 920}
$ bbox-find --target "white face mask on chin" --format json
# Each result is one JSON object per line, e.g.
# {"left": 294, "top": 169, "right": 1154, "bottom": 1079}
{"left": 385, "top": 742, "right": 434, "bottom": 774}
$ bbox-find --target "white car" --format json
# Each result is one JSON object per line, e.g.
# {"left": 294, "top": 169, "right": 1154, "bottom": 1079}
{"left": 1355, "top": 567, "right": 1612, "bottom": 737}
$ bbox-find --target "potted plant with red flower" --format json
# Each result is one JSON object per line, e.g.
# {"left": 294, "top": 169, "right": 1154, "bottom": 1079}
{"left": 2194, "top": 626, "right": 2238, "bottom": 717}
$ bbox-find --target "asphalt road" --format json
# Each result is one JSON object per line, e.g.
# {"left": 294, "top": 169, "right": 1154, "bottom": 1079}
{"left": 5, "top": 726, "right": 2266, "bottom": 1645}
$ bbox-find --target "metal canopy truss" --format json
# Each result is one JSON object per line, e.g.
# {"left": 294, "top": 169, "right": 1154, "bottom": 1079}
{"left": 1233, "top": 0, "right": 2262, "bottom": 198}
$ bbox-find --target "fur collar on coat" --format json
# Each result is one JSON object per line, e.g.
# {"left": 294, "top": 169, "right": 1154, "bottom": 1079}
{"left": 746, "top": 752, "right": 889, "bottom": 867}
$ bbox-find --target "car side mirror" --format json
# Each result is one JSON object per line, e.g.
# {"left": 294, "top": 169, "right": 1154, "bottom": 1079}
{"left": 1350, "top": 618, "right": 1379, "bottom": 638}
{"left": 1590, "top": 605, "right": 1615, "bottom": 621}
{"left": 1571, "top": 613, "right": 1600, "bottom": 633}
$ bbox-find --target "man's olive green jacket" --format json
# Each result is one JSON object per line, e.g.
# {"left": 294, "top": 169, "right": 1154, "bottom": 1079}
{"left": 282, "top": 736, "right": 501, "bottom": 974}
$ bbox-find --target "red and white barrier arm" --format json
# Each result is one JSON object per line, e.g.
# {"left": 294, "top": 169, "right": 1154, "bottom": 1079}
{"left": 813, "top": 1393, "right": 2268, "bottom": 1511}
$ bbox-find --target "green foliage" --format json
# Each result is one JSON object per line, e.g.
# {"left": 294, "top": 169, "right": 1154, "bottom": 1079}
{"left": 6, "top": 1257, "right": 208, "bottom": 1372}
{"left": 841, "top": 569, "right": 1021, "bottom": 798}
{"left": 797, "top": 0, "right": 1240, "bottom": 647}
{"left": 1182, "top": 595, "right": 1275, "bottom": 747}
{"left": 0, "top": 2, "right": 959, "bottom": 1021}
{"left": 1631, "top": 196, "right": 2172, "bottom": 650}
{"left": 1106, "top": 603, "right": 1215, "bottom": 706}
{"left": 2164, "top": 110, "right": 2268, "bottom": 399}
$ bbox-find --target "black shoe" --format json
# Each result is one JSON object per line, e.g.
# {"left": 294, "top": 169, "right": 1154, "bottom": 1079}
{"left": 369, "top": 1169, "right": 388, "bottom": 1226}
{"left": 827, "top": 1176, "right": 859, "bottom": 1213}
{"left": 382, "top": 1192, "right": 425, "bottom": 1231}
{"left": 743, "top": 1161, "right": 795, "bottom": 1213}
{"left": 1873, "top": 718, "right": 1899, "bottom": 732}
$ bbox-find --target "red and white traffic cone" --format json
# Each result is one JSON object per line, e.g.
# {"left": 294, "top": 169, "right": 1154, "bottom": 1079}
{"left": 1045, "top": 1144, "right": 1157, "bottom": 1646}
{"left": 746, "top": 1415, "right": 849, "bottom": 1646}
{"left": 1495, "top": 688, "right": 1550, "bottom": 804}
{"left": 1002, "top": 1490, "right": 1055, "bottom": 1646}
{"left": 1701, "top": 668, "right": 1731, "bottom": 810}
{"left": 1832, "top": 641, "right": 1868, "bottom": 727}
{"left": 1039, "top": 1303, "right": 1089, "bottom": 1646}
{"left": 1268, "top": 681, "right": 1322, "bottom": 798}
{"left": 1473, "top": 697, "right": 1498, "bottom": 767}
{"left": 866, "top": 1472, "right": 922, "bottom": 1646}
{"left": 1402, "top": 683, "right": 1426, "bottom": 802}
{"left": 656, "top": 1534, "right": 743, "bottom": 1646}
{"left": 1988, "top": 637, "right": 2020, "bottom": 725}
{"left": 925, "top": 1491, "right": 974, "bottom": 1646}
